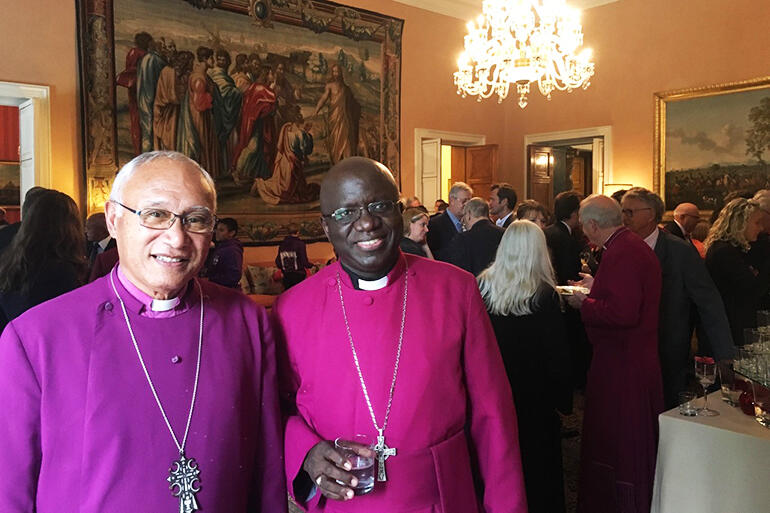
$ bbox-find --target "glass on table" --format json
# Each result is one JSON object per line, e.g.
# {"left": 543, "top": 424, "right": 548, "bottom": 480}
{"left": 334, "top": 435, "right": 375, "bottom": 496}
{"left": 694, "top": 356, "right": 719, "bottom": 416}
{"left": 678, "top": 391, "right": 698, "bottom": 416}
{"left": 718, "top": 361, "right": 741, "bottom": 407}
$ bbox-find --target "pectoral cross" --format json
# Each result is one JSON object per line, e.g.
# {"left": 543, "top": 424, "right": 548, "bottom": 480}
{"left": 168, "top": 452, "right": 201, "bottom": 513}
{"left": 374, "top": 429, "right": 397, "bottom": 482}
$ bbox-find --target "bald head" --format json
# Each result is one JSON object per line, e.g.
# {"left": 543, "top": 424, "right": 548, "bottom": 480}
{"left": 673, "top": 202, "right": 700, "bottom": 234}
{"left": 320, "top": 157, "right": 399, "bottom": 213}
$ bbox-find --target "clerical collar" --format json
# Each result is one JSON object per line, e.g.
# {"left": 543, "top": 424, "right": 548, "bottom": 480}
{"left": 340, "top": 262, "right": 392, "bottom": 291}
{"left": 116, "top": 265, "right": 188, "bottom": 317}
{"left": 602, "top": 227, "right": 626, "bottom": 250}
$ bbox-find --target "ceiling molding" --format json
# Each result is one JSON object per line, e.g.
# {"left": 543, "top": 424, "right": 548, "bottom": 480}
{"left": 393, "top": 0, "right": 618, "bottom": 20}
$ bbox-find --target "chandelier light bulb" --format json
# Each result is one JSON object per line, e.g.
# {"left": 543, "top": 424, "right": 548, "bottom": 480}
{"left": 453, "top": 0, "right": 595, "bottom": 108}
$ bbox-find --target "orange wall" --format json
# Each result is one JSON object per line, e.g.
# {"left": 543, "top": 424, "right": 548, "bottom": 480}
{"left": 501, "top": 0, "right": 770, "bottom": 195}
{"left": 2, "top": 0, "right": 769, "bottom": 206}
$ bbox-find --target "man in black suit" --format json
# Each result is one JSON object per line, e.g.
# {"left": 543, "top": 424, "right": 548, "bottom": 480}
{"left": 85, "top": 213, "right": 117, "bottom": 269}
{"left": 446, "top": 197, "right": 504, "bottom": 275}
{"left": 427, "top": 181, "right": 472, "bottom": 261}
{"left": 622, "top": 187, "right": 734, "bottom": 409}
{"left": 544, "top": 191, "right": 584, "bottom": 285}
{"left": 488, "top": 182, "right": 517, "bottom": 228}
{"left": 663, "top": 202, "right": 700, "bottom": 241}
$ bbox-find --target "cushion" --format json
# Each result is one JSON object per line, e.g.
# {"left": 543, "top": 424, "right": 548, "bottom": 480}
{"left": 247, "top": 265, "right": 285, "bottom": 295}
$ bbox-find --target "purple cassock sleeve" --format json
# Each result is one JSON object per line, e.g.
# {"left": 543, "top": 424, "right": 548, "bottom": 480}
{"left": 461, "top": 277, "right": 529, "bottom": 513}
{"left": 0, "top": 323, "right": 42, "bottom": 512}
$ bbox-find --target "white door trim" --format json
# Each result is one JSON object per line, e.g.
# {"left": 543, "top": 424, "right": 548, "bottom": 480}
{"left": 0, "top": 81, "right": 52, "bottom": 192}
{"left": 523, "top": 125, "right": 612, "bottom": 195}
{"left": 414, "top": 128, "right": 486, "bottom": 198}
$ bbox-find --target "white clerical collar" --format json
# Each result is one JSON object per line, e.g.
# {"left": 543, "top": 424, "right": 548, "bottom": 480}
{"left": 643, "top": 227, "right": 660, "bottom": 250}
{"left": 151, "top": 296, "right": 181, "bottom": 311}
{"left": 358, "top": 275, "right": 388, "bottom": 291}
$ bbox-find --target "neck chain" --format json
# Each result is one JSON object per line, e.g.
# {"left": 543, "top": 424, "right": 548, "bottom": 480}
{"left": 109, "top": 269, "right": 203, "bottom": 513}
{"left": 336, "top": 262, "right": 407, "bottom": 482}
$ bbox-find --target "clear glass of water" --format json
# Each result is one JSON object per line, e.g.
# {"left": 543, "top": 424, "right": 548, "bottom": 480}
{"left": 695, "top": 357, "right": 719, "bottom": 416}
{"left": 334, "top": 435, "right": 375, "bottom": 496}
{"left": 718, "top": 361, "right": 741, "bottom": 407}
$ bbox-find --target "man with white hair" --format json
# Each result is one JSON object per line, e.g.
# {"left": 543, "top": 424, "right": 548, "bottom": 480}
{"left": 427, "top": 181, "right": 472, "bottom": 260}
{"left": 0, "top": 151, "right": 286, "bottom": 512}
{"left": 664, "top": 202, "right": 701, "bottom": 241}
{"left": 565, "top": 194, "right": 663, "bottom": 513}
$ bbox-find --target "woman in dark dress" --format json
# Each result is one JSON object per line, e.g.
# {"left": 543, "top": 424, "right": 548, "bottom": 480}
{"left": 399, "top": 207, "right": 434, "bottom": 258}
{"left": 705, "top": 197, "right": 770, "bottom": 345}
{"left": 477, "top": 219, "right": 571, "bottom": 513}
{"left": 0, "top": 190, "right": 87, "bottom": 332}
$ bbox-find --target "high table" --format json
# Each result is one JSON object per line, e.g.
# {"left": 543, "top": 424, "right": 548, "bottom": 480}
{"left": 651, "top": 391, "right": 770, "bottom": 513}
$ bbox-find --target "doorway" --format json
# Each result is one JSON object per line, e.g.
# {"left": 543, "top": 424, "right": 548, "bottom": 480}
{"left": 524, "top": 126, "right": 612, "bottom": 212}
{"left": 414, "top": 129, "right": 497, "bottom": 212}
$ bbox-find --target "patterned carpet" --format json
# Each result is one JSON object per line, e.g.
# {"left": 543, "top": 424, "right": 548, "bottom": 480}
{"left": 287, "top": 393, "right": 585, "bottom": 513}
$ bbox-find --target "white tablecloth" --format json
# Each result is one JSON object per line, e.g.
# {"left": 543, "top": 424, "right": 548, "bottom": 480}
{"left": 652, "top": 391, "right": 770, "bottom": 513}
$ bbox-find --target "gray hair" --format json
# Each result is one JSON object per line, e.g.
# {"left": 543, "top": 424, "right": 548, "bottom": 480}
{"left": 580, "top": 194, "right": 622, "bottom": 228}
{"left": 622, "top": 187, "right": 665, "bottom": 223}
{"left": 462, "top": 197, "right": 489, "bottom": 219}
{"left": 449, "top": 181, "right": 473, "bottom": 198}
{"left": 110, "top": 151, "right": 217, "bottom": 210}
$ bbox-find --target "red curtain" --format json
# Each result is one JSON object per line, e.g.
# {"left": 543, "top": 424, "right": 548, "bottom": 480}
{"left": 0, "top": 106, "right": 20, "bottom": 162}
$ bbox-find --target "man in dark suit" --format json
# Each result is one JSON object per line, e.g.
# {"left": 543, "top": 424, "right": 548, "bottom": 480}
{"left": 489, "top": 182, "right": 517, "bottom": 228}
{"left": 427, "top": 181, "right": 472, "bottom": 261}
{"left": 663, "top": 202, "right": 700, "bottom": 241}
{"left": 85, "top": 213, "right": 116, "bottom": 269}
{"left": 446, "top": 197, "right": 504, "bottom": 275}
{"left": 544, "top": 191, "right": 584, "bottom": 285}
{"left": 622, "top": 187, "right": 734, "bottom": 409}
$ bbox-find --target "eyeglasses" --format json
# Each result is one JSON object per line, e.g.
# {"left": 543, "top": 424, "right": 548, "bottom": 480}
{"left": 323, "top": 200, "right": 397, "bottom": 225}
{"left": 621, "top": 207, "right": 652, "bottom": 217}
{"left": 112, "top": 201, "right": 216, "bottom": 233}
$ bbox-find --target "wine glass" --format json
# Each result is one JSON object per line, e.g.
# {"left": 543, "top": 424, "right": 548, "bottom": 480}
{"left": 694, "top": 357, "right": 719, "bottom": 416}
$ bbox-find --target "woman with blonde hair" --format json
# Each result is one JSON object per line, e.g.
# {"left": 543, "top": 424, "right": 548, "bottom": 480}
{"left": 705, "top": 197, "right": 770, "bottom": 345}
{"left": 477, "top": 219, "right": 570, "bottom": 513}
{"left": 399, "top": 207, "right": 433, "bottom": 258}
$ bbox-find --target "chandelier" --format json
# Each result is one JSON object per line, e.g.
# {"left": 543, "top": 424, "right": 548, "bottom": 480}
{"left": 453, "top": 0, "right": 595, "bottom": 108}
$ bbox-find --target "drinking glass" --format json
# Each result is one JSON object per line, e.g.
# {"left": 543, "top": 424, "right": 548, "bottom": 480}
{"left": 678, "top": 391, "right": 697, "bottom": 416}
{"left": 718, "top": 361, "right": 741, "bottom": 407}
{"left": 334, "top": 435, "right": 375, "bottom": 496}
{"left": 694, "top": 357, "right": 719, "bottom": 416}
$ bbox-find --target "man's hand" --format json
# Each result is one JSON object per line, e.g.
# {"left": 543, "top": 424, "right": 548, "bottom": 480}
{"left": 302, "top": 441, "right": 373, "bottom": 501}
{"left": 568, "top": 272, "right": 594, "bottom": 291}
{"left": 565, "top": 291, "right": 586, "bottom": 309}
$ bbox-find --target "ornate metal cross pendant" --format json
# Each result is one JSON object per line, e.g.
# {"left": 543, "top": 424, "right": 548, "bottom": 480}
{"left": 168, "top": 452, "right": 201, "bottom": 513}
{"left": 374, "top": 432, "right": 397, "bottom": 482}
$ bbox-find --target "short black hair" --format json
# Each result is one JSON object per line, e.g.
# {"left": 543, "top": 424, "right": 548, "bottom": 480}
{"left": 197, "top": 46, "right": 214, "bottom": 62}
{"left": 217, "top": 217, "right": 238, "bottom": 234}
{"left": 553, "top": 191, "right": 582, "bottom": 221}
{"left": 492, "top": 183, "right": 517, "bottom": 210}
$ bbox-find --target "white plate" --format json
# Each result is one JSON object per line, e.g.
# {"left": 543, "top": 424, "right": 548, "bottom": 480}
{"left": 556, "top": 285, "right": 590, "bottom": 296}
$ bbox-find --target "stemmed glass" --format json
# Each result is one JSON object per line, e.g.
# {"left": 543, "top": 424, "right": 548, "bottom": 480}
{"left": 694, "top": 357, "right": 719, "bottom": 416}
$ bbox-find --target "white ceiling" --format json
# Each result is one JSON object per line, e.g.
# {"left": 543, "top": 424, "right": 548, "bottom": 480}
{"left": 392, "top": 0, "right": 618, "bottom": 20}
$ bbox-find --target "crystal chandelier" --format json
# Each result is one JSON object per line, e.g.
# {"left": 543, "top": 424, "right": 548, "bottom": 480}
{"left": 454, "top": 0, "right": 595, "bottom": 108}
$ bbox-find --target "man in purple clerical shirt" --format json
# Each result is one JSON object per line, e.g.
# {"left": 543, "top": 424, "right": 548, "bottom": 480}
{"left": 273, "top": 157, "right": 527, "bottom": 513}
{"left": 0, "top": 151, "right": 286, "bottom": 512}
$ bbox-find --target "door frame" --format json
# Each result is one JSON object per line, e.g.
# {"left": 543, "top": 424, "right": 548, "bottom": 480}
{"left": 414, "top": 128, "right": 486, "bottom": 200}
{"left": 524, "top": 125, "right": 612, "bottom": 197}
{"left": 0, "top": 81, "right": 52, "bottom": 199}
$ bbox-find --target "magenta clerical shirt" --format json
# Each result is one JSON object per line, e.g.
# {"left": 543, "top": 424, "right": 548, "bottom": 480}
{"left": 273, "top": 252, "right": 527, "bottom": 513}
{"left": 0, "top": 271, "right": 286, "bottom": 512}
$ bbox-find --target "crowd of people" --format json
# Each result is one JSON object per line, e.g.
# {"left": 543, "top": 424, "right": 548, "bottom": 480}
{"left": 1, "top": 151, "right": 769, "bottom": 513}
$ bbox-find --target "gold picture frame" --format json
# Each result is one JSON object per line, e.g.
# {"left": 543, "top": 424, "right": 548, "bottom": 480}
{"left": 654, "top": 76, "right": 770, "bottom": 214}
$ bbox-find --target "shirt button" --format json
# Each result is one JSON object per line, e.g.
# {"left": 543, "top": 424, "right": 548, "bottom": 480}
{"left": 327, "top": 278, "right": 336, "bottom": 287}
{"left": 104, "top": 302, "right": 113, "bottom": 312}
{"left": 363, "top": 296, "right": 374, "bottom": 306}
{"left": 171, "top": 355, "right": 181, "bottom": 364}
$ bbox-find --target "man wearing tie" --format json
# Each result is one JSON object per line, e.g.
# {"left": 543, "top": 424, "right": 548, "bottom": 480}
{"left": 427, "top": 182, "right": 472, "bottom": 261}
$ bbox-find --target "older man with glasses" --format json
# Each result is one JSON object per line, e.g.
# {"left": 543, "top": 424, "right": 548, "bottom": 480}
{"left": 0, "top": 151, "right": 286, "bottom": 512}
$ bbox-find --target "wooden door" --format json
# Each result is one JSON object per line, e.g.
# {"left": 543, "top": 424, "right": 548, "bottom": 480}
{"left": 570, "top": 155, "right": 585, "bottom": 195}
{"left": 527, "top": 145, "right": 555, "bottom": 211}
{"left": 463, "top": 144, "right": 498, "bottom": 200}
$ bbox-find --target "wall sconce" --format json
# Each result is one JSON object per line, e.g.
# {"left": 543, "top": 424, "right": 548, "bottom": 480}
{"left": 602, "top": 183, "right": 633, "bottom": 197}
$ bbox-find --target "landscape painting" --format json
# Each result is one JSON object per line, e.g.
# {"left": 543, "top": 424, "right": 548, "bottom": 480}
{"left": 79, "top": 0, "right": 403, "bottom": 243}
{"left": 655, "top": 77, "right": 770, "bottom": 213}
{"left": 0, "top": 162, "right": 20, "bottom": 206}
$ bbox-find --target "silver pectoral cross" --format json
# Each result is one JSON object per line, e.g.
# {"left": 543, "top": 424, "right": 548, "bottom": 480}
{"left": 374, "top": 430, "right": 397, "bottom": 482}
{"left": 168, "top": 452, "right": 201, "bottom": 513}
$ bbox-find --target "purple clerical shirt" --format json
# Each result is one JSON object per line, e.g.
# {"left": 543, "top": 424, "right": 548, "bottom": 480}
{"left": 273, "top": 252, "right": 527, "bottom": 513}
{"left": 0, "top": 272, "right": 286, "bottom": 512}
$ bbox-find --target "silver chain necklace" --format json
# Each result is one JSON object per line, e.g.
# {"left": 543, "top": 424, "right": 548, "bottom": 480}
{"left": 109, "top": 269, "right": 203, "bottom": 513}
{"left": 336, "top": 263, "right": 407, "bottom": 482}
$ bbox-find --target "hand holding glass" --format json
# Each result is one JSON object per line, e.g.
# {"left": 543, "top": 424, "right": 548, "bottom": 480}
{"left": 334, "top": 435, "right": 375, "bottom": 496}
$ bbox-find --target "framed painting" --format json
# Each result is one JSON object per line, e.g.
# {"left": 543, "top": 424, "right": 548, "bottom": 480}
{"left": 0, "top": 161, "right": 21, "bottom": 206}
{"left": 78, "top": 0, "right": 403, "bottom": 244}
{"left": 654, "top": 76, "right": 770, "bottom": 214}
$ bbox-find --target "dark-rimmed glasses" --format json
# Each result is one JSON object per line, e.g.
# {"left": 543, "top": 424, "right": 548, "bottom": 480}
{"left": 112, "top": 200, "right": 216, "bottom": 233}
{"left": 621, "top": 207, "right": 652, "bottom": 217}
{"left": 322, "top": 200, "right": 397, "bottom": 225}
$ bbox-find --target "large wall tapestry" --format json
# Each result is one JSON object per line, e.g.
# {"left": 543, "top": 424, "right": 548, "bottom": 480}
{"left": 78, "top": 0, "right": 403, "bottom": 244}
{"left": 654, "top": 76, "right": 770, "bottom": 214}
